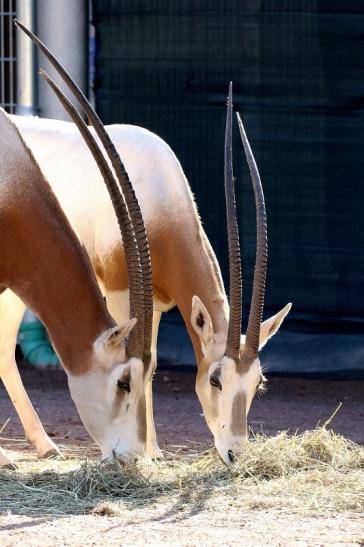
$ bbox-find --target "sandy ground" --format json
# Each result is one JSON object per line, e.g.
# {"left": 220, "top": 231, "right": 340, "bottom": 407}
{"left": 0, "top": 365, "right": 363, "bottom": 546}
{"left": 1, "top": 510, "right": 363, "bottom": 547}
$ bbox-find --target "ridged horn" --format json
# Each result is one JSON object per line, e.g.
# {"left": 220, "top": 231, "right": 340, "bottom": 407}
{"left": 224, "top": 83, "right": 242, "bottom": 362}
{"left": 15, "top": 19, "right": 153, "bottom": 368}
{"left": 39, "top": 69, "right": 144, "bottom": 358}
{"left": 236, "top": 113, "right": 268, "bottom": 358}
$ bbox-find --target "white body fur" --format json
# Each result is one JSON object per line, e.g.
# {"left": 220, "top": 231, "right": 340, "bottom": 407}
{"left": 11, "top": 116, "right": 188, "bottom": 279}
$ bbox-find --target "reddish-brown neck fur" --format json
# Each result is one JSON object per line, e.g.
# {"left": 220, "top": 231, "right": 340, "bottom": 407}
{"left": 97, "top": 216, "right": 229, "bottom": 367}
{"left": 0, "top": 110, "right": 114, "bottom": 374}
{"left": 154, "top": 225, "right": 229, "bottom": 366}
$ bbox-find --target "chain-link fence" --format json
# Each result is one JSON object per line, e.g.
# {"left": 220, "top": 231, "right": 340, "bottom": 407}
{"left": 0, "top": 0, "right": 16, "bottom": 113}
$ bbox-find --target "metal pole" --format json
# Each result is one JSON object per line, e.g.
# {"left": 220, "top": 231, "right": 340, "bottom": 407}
{"left": 37, "top": 0, "right": 88, "bottom": 120}
{"left": 16, "top": 0, "right": 37, "bottom": 115}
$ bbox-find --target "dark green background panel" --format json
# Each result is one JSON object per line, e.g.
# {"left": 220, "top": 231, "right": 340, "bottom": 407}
{"left": 93, "top": 1, "right": 364, "bottom": 325}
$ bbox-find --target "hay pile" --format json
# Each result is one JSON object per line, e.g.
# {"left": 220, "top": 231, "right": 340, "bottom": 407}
{"left": 0, "top": 427, "right": 363, "bottom": 518}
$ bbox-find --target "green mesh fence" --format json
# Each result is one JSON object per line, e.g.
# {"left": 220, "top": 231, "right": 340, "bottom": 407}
{"left": 93, "top": 1, "right": 364, "bottom": 327}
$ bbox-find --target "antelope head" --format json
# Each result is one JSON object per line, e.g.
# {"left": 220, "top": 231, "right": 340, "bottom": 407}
{"left": 191, "top": 84, "right": 291, "bottom": 464}
{"left": 16, "top": 21, "right": 153, "bottom": 460}
{"left": 68, "top": 319, "right": 147, "bottom": 459}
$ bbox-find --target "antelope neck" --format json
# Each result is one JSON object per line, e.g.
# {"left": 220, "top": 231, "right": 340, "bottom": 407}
{"left": 172, "top": 229, "right": 229, "bottom": 366}
{"left": 8, "top": 199, "right": 114, "bottom": 374}
{"left": 0, "top": 115, "right": 114, "bottom": 374}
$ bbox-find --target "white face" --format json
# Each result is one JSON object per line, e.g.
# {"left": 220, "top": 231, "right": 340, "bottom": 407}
{"left": 67, "top": 320, "right": 147, "bottom": 460}
{"left": 191, "top": 296, "right": 291, "bottom": 465}
{"left": 196, "top": 354, "right": 262, "bottom": 465}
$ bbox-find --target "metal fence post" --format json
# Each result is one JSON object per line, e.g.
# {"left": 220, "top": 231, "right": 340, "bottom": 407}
{"left": 16, "top": 0, "right": 37, "bottom": 115}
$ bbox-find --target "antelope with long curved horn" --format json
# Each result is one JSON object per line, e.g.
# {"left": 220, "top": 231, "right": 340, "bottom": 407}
{"left": 193, "top": 84, "right": 275, "bottom": 463}
{"left": 0, "top": 102, "right": 151, "bottom": 467}
{"left": 38, "top": 75, "right": 156, "bottom": 455}
{"left": 11, "top": 22, "right": 291, "bottom": 464}
{"left": 0, "top": 50, "right": 154, "bottom": 467}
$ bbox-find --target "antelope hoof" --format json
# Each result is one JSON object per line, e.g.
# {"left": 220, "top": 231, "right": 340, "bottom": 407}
{"left": 35, "top": 437, "right": 62, "bottom": 459}
{"left": 0, "top": 449, "right": 17, "bottom": 469}
{"left": 39, "top": 448, "right": 63, "bottom": 460}
{"left": 1, "top": 462, "right": 18, "bottom": 470}
{"left": 0, "top": 460, "right": 18, "bottom": 471}
{"left": 146, "top": 444, "right": 164, "bottom": 461}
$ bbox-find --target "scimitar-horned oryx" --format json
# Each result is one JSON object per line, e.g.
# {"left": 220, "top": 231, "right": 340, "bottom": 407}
{"left": 0, "top": 91, "right": 153, "bottom": 467}
{"left": 14, "top": 21, "right": 291, "bottom": 464}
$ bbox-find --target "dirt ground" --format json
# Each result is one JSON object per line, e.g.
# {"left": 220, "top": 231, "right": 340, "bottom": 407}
{"left": 0, "top": 365, "right": 363, "bottom": 546}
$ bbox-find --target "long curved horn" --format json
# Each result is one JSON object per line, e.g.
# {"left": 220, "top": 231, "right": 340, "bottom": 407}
{"left": 236, "top": 113, "right": 268, "bottom": 358}
{"left": 224, "top": 83, "right": 242, "bottom": 362}
{"left": 14, "top": 19, "right": 153, "bottom": 369}
{"left": 39, "top": 69, "right": 145, "bottom": 359}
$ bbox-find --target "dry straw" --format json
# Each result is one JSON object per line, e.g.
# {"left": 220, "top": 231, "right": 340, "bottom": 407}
{"left": 1, "top": 424, "right": 363, "bottom": 518}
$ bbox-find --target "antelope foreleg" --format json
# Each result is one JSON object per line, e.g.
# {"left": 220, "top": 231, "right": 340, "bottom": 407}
{"left": 145, "top": 310, "right": 162, "bottom": 459}
{"left": 0, "top": 290, "right": 60, "bottom": 459}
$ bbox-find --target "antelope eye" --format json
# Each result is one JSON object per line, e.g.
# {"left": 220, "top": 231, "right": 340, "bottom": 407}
{"left": 117, "top": 379, "right": 130, "bottom": 393}
{"left": 210, "top": 375, "right": 222, "bottom": 391}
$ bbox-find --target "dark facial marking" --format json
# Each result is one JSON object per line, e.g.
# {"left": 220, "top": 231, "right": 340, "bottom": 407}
{"left": 137, "top": 396, "right": 147, "bottom": 443}
{"left": 110, "top": 389, "right": 127, "bottom": 418}
{"left": 230, "top": 392, "right": 247, "bottom": 436}
{"left": 238, "top": 353, "right": 254, "bottom": 374}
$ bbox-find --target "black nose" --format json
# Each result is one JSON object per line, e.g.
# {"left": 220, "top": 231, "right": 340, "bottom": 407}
{"left": 228, "top": 450, "right": 235, "bottom": 463}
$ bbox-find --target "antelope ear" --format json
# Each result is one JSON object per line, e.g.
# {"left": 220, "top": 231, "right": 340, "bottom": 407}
{"left": 259, "top": 303, "right": 292, "bottom": 351}
{"left": 191, "top": 296, "right": 214, "bottom": 355}
{"left": 103, "top": 318, "right": 137, "bottom": 350}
